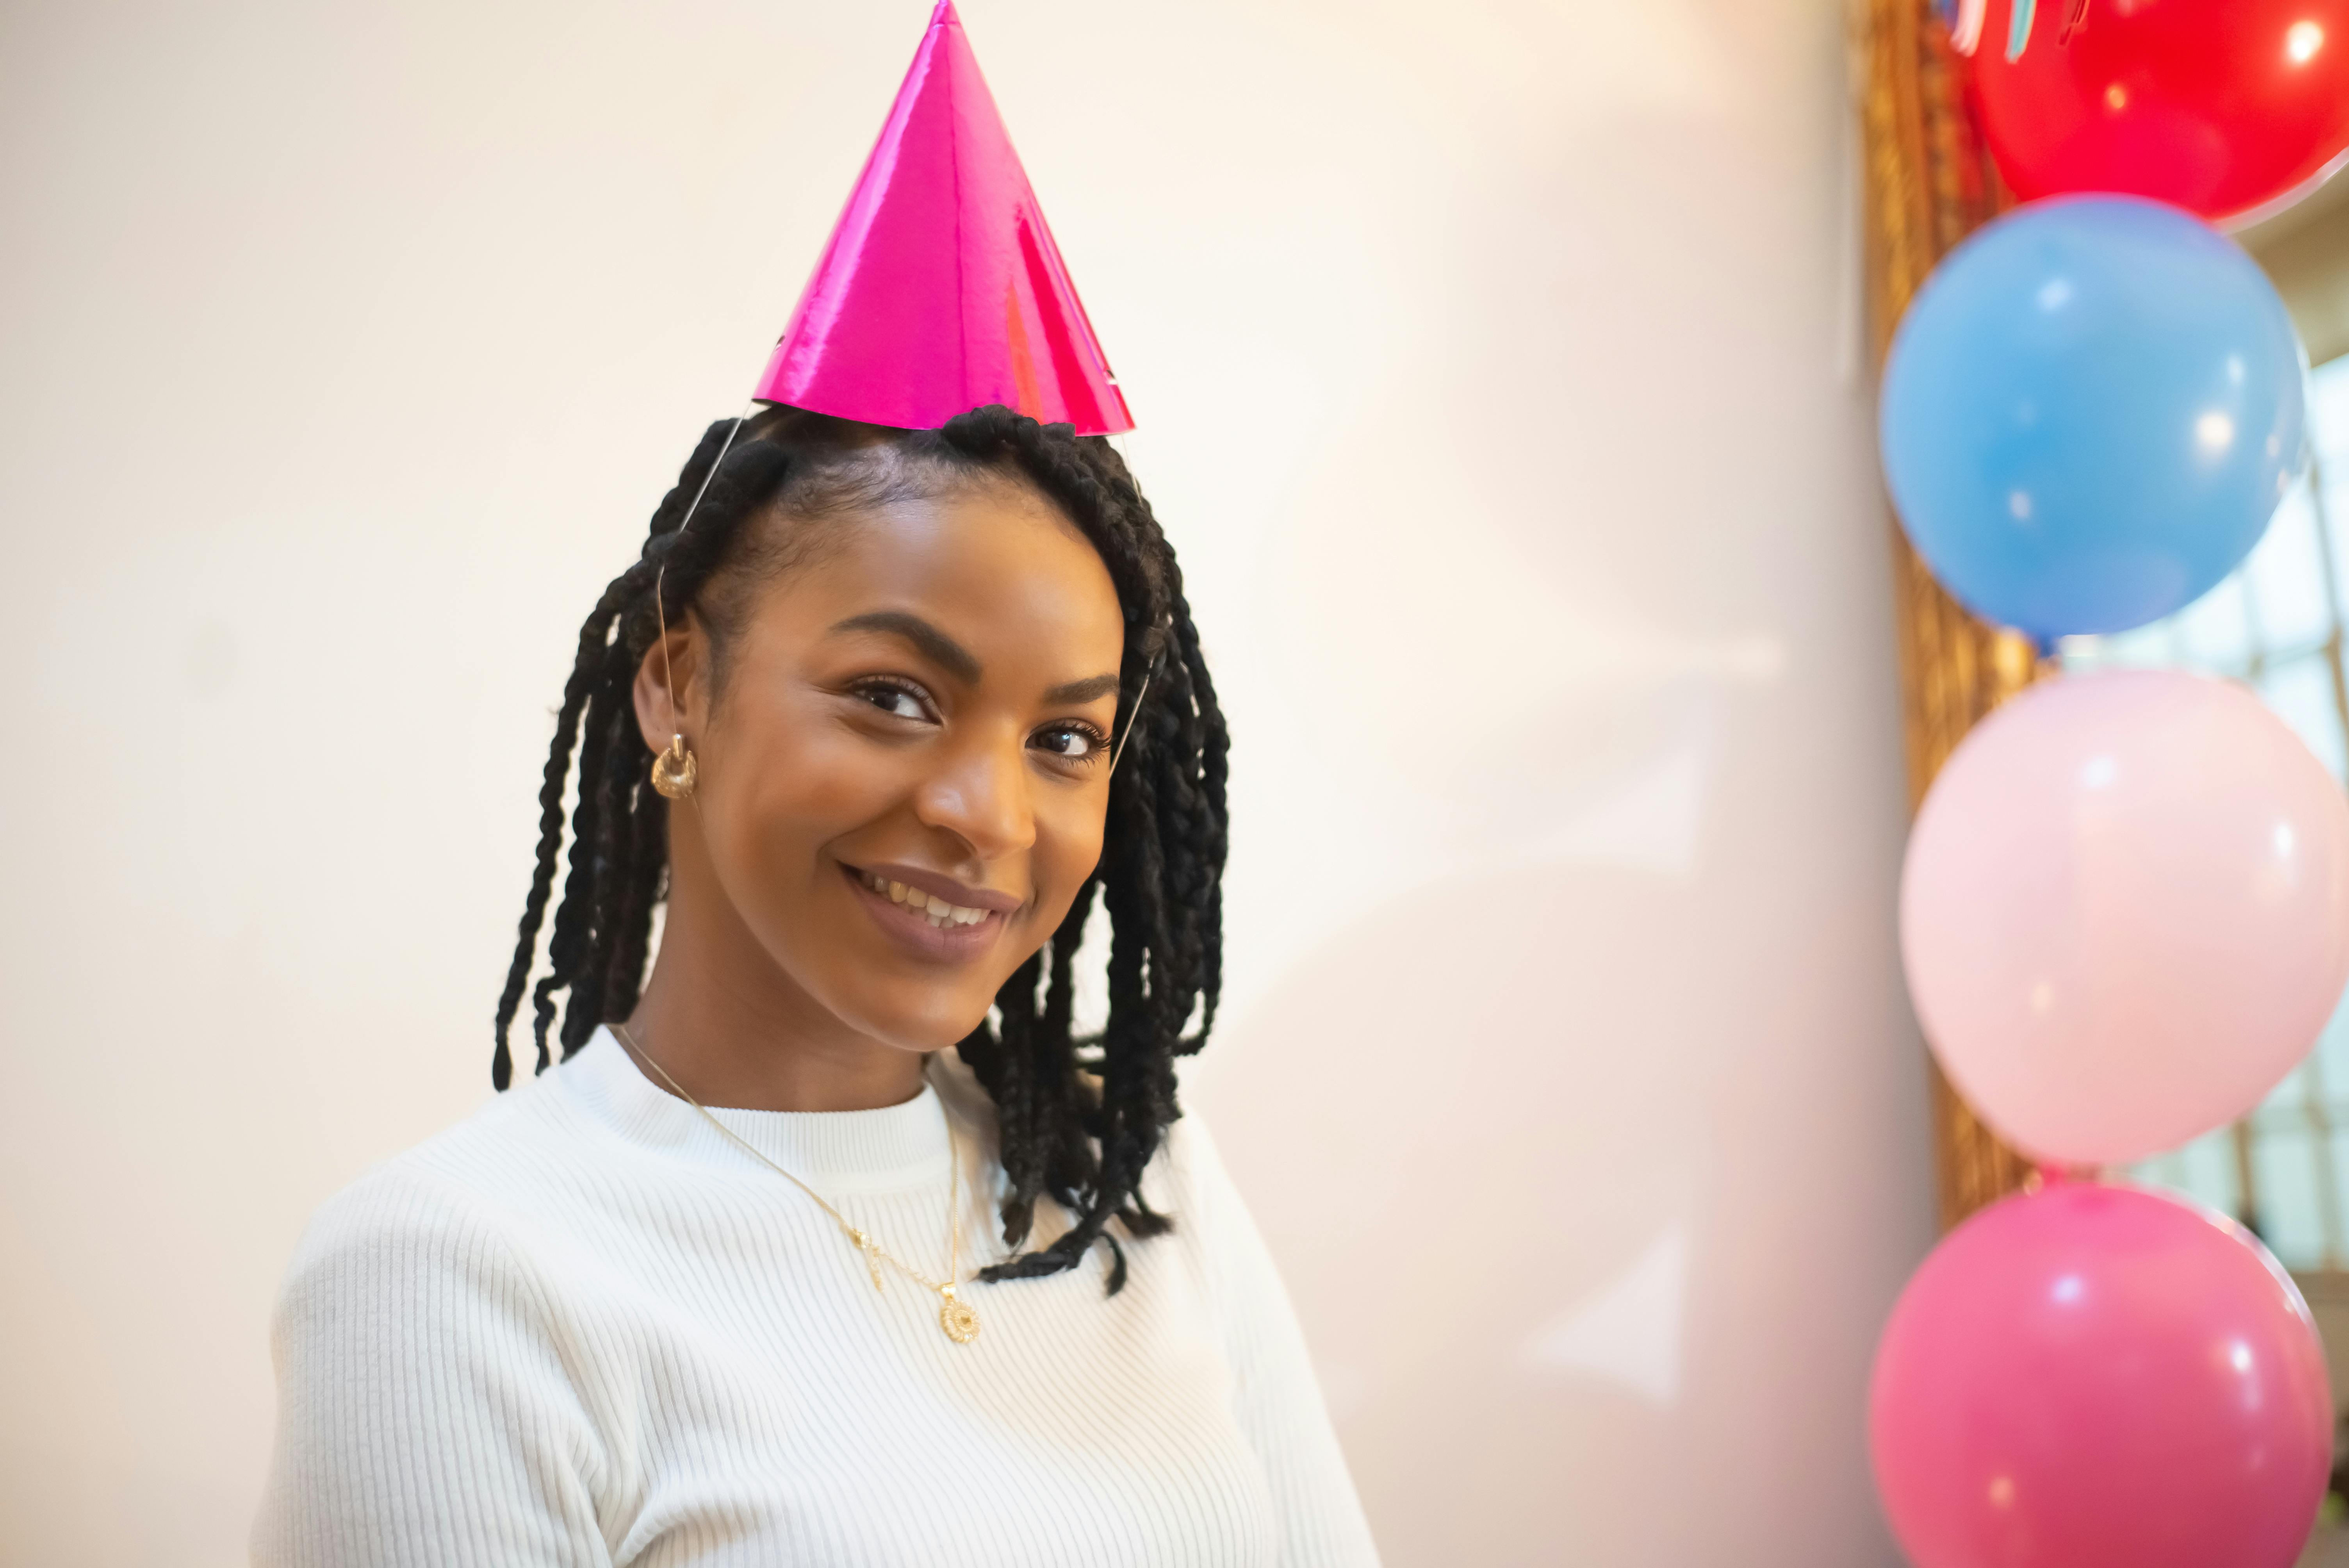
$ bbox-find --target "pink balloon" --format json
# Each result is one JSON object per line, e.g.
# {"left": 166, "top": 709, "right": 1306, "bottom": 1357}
{"left": 1902, "top": 669, "right": 2349, "bottom": 1165}
{"left": 1870, "top": 1181, "right": 2331, "bottom": 1568}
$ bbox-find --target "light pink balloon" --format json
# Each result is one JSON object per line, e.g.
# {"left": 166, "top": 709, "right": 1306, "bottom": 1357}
{"left": 1902, "top": 669, "right": 2349, "bottom": 1165}
{"left": 1870, "top": 1181, "right": 2331, "bottom": 1568}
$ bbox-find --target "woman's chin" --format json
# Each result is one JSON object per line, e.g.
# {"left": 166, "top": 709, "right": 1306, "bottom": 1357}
{"left": 822, "top": 987, "right": 996, "bottom": 1057}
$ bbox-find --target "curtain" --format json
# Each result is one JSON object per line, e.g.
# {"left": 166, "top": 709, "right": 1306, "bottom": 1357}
{"left": 1855, "top": 0, "right": 2046, "bottom": 1228}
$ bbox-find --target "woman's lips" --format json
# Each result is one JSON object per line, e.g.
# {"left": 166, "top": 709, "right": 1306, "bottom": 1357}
{"left": 857, "top": 861, "right": 1022, "bottom": 914}
{"left": 840, "top": 863, "right": 1009, "bottom": 963}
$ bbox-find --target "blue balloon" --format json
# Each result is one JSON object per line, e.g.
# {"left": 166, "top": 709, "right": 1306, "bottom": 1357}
{"left": 1880, "top": 196, "right": 2306, "bottom": 641}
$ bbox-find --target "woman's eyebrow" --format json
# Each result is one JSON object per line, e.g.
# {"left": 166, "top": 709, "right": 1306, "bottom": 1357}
{"left": 1042, "top": 673, "right": 1120, "bottom": 705}
{"left": 829, "top": 611, "right": 981, "bottom": 684}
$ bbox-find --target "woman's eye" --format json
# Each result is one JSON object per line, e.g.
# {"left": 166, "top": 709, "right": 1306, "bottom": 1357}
{"left": 1033, "top": 724, "right": 1106, "bottom": 761}
{"left": 856, "top": 683, "right": 931, "bottom": 721}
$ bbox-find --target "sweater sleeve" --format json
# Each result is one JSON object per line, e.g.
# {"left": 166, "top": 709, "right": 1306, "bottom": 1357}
{"left": 1171, "top": 1115, "right": 1384, "bottom": 1568}
{"left": 250, "top": 1168, "right": 616, "bottom": 1568}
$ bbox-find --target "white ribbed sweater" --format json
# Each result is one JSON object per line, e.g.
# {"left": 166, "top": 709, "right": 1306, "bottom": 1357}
{"left": 252, "top": 1027, "right": 1381, "bottom": 1566}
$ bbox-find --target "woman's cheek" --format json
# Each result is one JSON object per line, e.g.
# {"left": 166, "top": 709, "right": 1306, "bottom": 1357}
{"left": 736, "top": 732, "right": 902, "bottom": 852}
{"left": 1032, "top": 800, "right": 1109, "bottom": 923}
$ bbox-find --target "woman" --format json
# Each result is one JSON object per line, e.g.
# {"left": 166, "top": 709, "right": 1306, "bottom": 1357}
{"left": 253, "top": 9, "right": 1378, "bottom": 1565}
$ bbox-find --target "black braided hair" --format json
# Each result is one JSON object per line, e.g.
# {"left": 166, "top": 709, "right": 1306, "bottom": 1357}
{"left": 494, "top": 404, "right": 1230, "bottom": 1294}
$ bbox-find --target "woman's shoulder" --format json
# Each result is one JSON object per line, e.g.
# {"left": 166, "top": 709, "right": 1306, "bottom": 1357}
{"left": 257, "top": 1071, "right": 620, "bottom": 1561}
{"left": 281, "top": 1060, "right": 601, "bottom": 1299}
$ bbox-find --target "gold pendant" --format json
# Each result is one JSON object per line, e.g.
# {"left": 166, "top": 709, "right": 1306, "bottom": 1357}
{"left": 939, "top": 1286, "right": 980, "bottom": 1344}
{"left": 850, "top": 1231, "right": 883, "bottom": 1292}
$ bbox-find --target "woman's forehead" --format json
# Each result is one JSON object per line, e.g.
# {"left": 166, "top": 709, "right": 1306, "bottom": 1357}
{"left": 752, "top": 487, "right": 1123, "bottom": 658}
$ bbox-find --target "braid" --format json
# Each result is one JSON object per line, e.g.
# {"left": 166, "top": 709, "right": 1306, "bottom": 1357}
{"left": 941, "top": 406, "right": 1226, "bottom": 1292}
{"left": 498, "top": 404, "right": 1232, "bottom": 1297}
{"left": 493, "top": 417, "right": 790, "bottom": 1077}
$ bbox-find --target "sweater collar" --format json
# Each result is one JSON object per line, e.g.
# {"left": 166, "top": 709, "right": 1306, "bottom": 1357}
{"left": 556, "top": 1025, "right": 963, "bottom": 1193}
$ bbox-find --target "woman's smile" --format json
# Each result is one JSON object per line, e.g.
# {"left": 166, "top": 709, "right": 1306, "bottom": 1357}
{"left": 842, "top": 861, "right": 1019, "bottom": 962}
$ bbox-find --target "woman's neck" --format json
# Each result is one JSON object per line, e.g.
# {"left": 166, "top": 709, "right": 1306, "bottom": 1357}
{"left": 624, "top": 869, "right": 929, "bottom": 1115}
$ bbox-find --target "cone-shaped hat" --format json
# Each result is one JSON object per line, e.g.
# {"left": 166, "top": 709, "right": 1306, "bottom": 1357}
{"left": 752, "top": 3, "right": 1132, "bottom": 435}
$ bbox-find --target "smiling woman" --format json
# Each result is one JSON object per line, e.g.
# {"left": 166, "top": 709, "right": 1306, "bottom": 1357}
{"left": 244, "top": 404, "right": 1387, "bottom": 1564}
{"left": 607, "top": 411, "right": 1152, "bottom": 1119}
{"left": 245, "top": 5, "right": 1381, "bottom": 1563}
{"left": 521, "top": 403, "right": 1222, "bottom": 1279}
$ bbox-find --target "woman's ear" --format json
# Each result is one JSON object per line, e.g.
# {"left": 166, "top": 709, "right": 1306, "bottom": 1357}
{"left": 632, "top": 614, "right": 706, "bottom": 754}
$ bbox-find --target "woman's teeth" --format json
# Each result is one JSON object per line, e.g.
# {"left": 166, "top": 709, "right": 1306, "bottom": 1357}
{"left": 860, "top": 871, "right": 990, "bottom": 928}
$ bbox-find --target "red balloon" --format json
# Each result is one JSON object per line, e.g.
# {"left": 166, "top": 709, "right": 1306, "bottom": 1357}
{"left": 1970, "top": 0, "right": 2349, "bottom": 223}
{"left": 1870, "top": 1181, "right": 2332, "bottom": 1568}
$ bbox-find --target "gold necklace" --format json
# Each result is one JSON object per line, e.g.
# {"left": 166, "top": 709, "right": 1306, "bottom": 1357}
{"left": 609, "top": 1021, "right": 982, "bottom": 1344}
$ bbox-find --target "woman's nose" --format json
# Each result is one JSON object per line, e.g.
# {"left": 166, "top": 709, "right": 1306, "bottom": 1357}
{"left": 913, "top": 730, "right": 1037, "bottom": 862}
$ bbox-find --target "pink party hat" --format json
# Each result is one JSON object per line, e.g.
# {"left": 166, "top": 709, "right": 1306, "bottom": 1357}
{"left": 752, "top": 2, "right": 1132, "bottom": 435}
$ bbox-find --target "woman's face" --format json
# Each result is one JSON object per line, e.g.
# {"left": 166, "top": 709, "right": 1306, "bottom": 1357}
{"left": 638, "top": 472, "right": 1126, "bottom": 1053}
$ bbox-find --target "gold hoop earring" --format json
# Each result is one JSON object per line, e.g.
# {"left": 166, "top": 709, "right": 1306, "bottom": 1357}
{"left": 651, "top": 734, "right": 698, "bottom": 800}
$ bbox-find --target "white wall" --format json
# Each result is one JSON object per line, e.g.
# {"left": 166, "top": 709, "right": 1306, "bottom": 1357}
{"left": 0, "top": 1, "right": 1932, "bottom": 1561}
